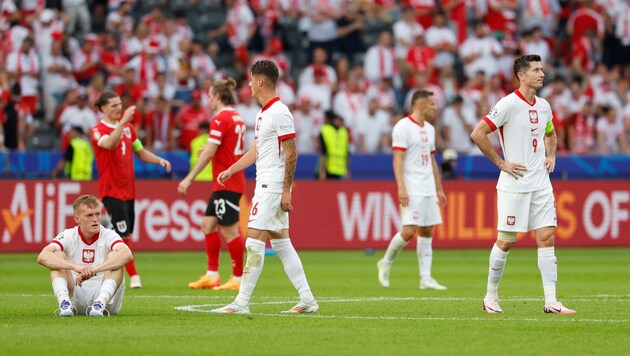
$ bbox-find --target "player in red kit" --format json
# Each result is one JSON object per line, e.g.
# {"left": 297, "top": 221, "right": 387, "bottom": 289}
{"left": 178, "top": 78, "right": 246, "bottom": 291}
{"left": 91, "top": 91, "right": 172, "bottom": 289}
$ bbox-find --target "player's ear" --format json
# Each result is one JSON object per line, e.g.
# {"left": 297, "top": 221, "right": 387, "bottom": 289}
{"left": 74, "top": 214, "right": 80, "bottom": 224}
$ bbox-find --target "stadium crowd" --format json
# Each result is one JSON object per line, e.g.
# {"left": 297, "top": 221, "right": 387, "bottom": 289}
{"left": 1, "top": 0, "right": 629, "bottom": 156}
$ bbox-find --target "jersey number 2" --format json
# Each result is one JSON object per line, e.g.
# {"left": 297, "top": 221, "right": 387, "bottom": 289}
{"left": 234, "top": 124, "right": 245, "bottom": 155}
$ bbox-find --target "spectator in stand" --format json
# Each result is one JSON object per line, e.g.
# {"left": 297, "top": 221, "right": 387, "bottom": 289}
{"left": 2, "top": 84, "right": 33, "bottom": 151}
{"left": 404, "top": 33, "right": 435, "bottom": 87}
{"left": 318, "top": 110, "right": 350, "bottom": 180}
{"left": 402, "top": 0, "right": 437, "bottom": 30}
{"left": 299, "top": 47, "right": 337, "bottom": 88}
{"left": 42, "top": 36, "right": 76, "bottom": 124}
{"left": 364, "top": 30, "right": 399, "bottom": 87}
{"left": 106, "top": 0, "right": 134, "bottom": 34}
{"left": 424, "top": 12, "right": 457, "bottom": 72}
{"left": 176, "top": 89, "right": 208, "bottom": 151}
{"left": 63, "top": 0, "right": 91, "bottom": 38}
{"left": 141, "top": 6, "right": 165, "bottom": 35}
{"left": 332, "top": 72, "right": 366, "bottom": 135}
{"left": 59, "top": 90, "right": 98, "bottom": 150}
{"left": 613, "top": 1, "right": 630, "bottom": 66}
{"left": 114, "top": 68, "right": 145, "bottom": 107}
{"left": 567, "top": 0, "right": 605, "bottom": 43}
{"left": 208, "top": 0, "right": 257, "bottom": 53}
{"left": 126, "top": 39, "right": 167, "bottom": 91}
{"left": 393, "top": 6, "right": 425, "bottom": 62}
{"left": 597, "top": 105, "right": 629, "bottom": 154}
{"left": 566, "top": 78, "right": 589, "bottom": 116}
{"left": 520, "top": 27, "right": 551, "bottom": 68}
{"left": 366, "top": 77, "right": 398, "bottom": 113}
{"left": 442, "top": 95, "right": 477, "bottom": 154}
{"left": 297, "top": 66, "right": 332, "bottom": 113}
{"left": 276, "top": 68, "right": 297, "bottom": 108}
{"left": 335, "top": 3, "right": 366, "bottom": 64}
{"left": 441, "top": 0, "right": 468, "bottom": 44}
{"left": 356, "top": 98, "right": 391, "bottom": 154}
{"left": 567, "top": 100, "right": 596, "bottom": 155}
{"left": 6, "top": 37, "right": 39, "bottom": 116}
{"left": 100, "top": 36, "right": 126, "bottom": 88}
{"left": 486, "top": 0, "right": 519, "bottom": 39}
{"left": 190, "top": 39, "right": 216, "bottom": 85}
{"left": 361, "top": 0, "right": 401, "bottom": 23}
{"left": 459, "top": 21, "right": 503, "bottom": 79}
{"left": 520, "top": 0, "right": 561, "bottom": 38}
{"left": 294, "top": 96, "right": 324, "bottom": 154}
{"left": 126, "top": 22, "right": 150, "bottom": 58}
{"left": 72, "top": 34, "right": 100, "bottom": 86}
{"left": 169, "top": 38, "right": 195, "bottom": 107}
{"left": 145, "top": 96, "right": 176, "bottom": 151}
{"left": 404, "top": 71, "right": 445, "bottom": 111}
{"left": 173, "top": 10, "right": 193, "bottom": 41}
{"left": 146, "top": 71, "right": 175, "bottom": 106}
{"left": 306, "top": 0, "right": 343, "bottom": 61}
{"left": 251, "top": 37, "right": 292, "bottom": 81}
{"left": 34, "top": 9, "right": 65, "bottom": 61}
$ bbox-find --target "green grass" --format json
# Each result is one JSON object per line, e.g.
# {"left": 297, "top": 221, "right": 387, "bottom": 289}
{"left": 1, "top": 248, "right": 629, "bottom": 355}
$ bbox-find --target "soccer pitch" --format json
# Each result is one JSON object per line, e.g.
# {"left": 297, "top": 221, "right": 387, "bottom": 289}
{"left": 1, "top": 248, "right": 629, "bottom": 355}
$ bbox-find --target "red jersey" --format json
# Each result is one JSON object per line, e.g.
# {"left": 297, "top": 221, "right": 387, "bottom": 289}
{"left": 208, "top": 107, "right": 246, "bottom": 193}
{"left": 91, "top": 121, "right": 138, "bottom": 200}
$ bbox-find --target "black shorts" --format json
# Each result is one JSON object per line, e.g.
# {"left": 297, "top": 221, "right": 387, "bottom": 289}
{"left": 102, "top": 197, "right": 135, "bottom": 237}
{"left": 205, "top": 191, "right": 242, "bottom": 226}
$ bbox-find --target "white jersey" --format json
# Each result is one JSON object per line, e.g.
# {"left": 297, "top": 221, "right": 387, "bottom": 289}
{"left": 50, "top": 225, "right": 123, "bottom": 279}
{"left": 254, "top": 97, "right": 296, "bottom": 192}
{"left": 392, "top": 116, "right": 436, "bottom": 197}
{"left": 484, "top": 90, "right": 553, "bottom": 193}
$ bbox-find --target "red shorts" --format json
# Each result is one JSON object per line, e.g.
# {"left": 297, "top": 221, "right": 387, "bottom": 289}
{"left": 20, "top": 96, "right": 37, "bottom": 115}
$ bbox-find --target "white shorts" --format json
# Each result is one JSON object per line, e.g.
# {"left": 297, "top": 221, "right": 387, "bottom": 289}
{"left": 247, "top": 190, "right": 289, "bottom": 233}
{"left": 497, "top": 186, "right": 557, "bottom": 232}
{"left": 72, "top": 275, "right": 125, "bottom": 315}
{"left": 401, "top": 195, "right": 443, "bottom": 227}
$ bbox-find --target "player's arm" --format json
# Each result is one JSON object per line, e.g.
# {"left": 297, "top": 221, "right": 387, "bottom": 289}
{"left": 431, "top": 152, "right": 446, "bottom": 207}
{"left": 470, "top": 120, "right": 526, "bottom": 179}
{"left": 135, "top": 140, "right": 172, "bottom": 172}
{"left": 393, "top": 149, "right": 408, "bottom": 207}
{"left": 544, "top": 121, "right": 557, "bottom": 173}
{"left": 281, "top": 137, "right": 297, "bottom": 212}
{"left": 91, "top": 242, "right": 133, "bottom": 274}
{"left": 178, "top": 143, "right": 218, "bottom": 195}
{"left": 217, "top": 140, "right": 257, "bottom": 186}
{"left": 98, "top": 106, "right": 135, "bottom": 150}
{"left": 37, "top": 244, "right": 81, "bottom": 272}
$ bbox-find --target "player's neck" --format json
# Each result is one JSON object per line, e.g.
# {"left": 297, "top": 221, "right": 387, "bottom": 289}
{"left": 517, "top": 85, "right": 537, "bottom": 104}
{"left": 409, "top": 112, "right": 425, "bottom": 126}
{"left": 216, "top": 102, "right": 227, "bottom": 111}
{"left": 79, "top": 226, "right": 96, "bottom": 242}
{"left": 257, "top": 91, "right": 277, "bottom": 108}
{"left": 103, "top": 116, "right": 118, "bottom": 125}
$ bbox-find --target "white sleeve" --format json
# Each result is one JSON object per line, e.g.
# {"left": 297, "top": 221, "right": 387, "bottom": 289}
{"left": 484, "top": 97, "right": 511, "bottom": 131}
{"left": 103, "top": 229, "right": 124, "bottom": 251}
{"left": 50, "top": 230, "right": 69, "bottom": 251}
{"left": 275, "top": 107, "right": 296, "bottom": 141}
{"left": 392, "top": 122, "right": 408, "bottom": 150}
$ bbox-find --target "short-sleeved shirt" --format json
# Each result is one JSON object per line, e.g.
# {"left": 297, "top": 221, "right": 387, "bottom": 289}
{"left": 208, "top": 107, "right": 246, "bottom": 193}
{"left": 254, "top": 97, "right": 296, "bottom": 192}
{"left": 50, "top": 225, "right": 124, "bottom": 278}
{"left": 483, "top": 90, "right": 553, "bottom": 193}
{"left": 392, "top": 116, "right": 436, "bottom": 197}
{"left": 91, "top": 121, "right": 138, "bottom": 201}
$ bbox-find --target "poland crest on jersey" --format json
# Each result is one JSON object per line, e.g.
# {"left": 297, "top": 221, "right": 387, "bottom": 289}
{"left": 507, "top": 216, "right": 516, "bottom": 226}
{"left": 123, "top": 127, "right": 131, "bottom": 138}
{"left": 82, "top": 249, "right": 95, "bottom": 263}
{"left": 420, "top": 131, "right": 428, "bottom": 142}
{"left": 529, "top": 110, "right": 538, "bottom": 124}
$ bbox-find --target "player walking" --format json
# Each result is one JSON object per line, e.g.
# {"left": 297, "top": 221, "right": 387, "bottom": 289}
{"left": 210, "top": 60, "right": 318, "bottom": 314}
{"left": 470, "top": 54, "right": 576, "bottom": 314}
{"left": 178, "top": 78, "right": 246, "bottom": 291}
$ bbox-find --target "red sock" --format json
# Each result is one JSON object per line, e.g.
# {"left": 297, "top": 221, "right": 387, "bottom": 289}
{"left": 205, "top": 232, "right": 221, "bottom": 272}
{"left": 227, "top": 236, "right": 244, "bottom": 277}
{"left": 123, "top": 239, "right": 138, "bottom": 277}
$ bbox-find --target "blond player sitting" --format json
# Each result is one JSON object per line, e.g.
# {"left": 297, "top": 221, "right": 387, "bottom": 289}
{"left": 37, "top": 195, "right": 133, "bottom": 317}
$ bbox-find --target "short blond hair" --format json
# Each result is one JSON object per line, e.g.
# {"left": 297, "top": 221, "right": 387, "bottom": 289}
{"left": 73, "top": 195, "right": 101, "bottom": 213}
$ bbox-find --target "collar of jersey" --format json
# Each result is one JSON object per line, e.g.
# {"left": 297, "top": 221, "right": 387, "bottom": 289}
{"left": 100, "top": 119, "right": 119, "bottom": 129}
{"left": 514, "top": 90, "right": 536, "bottom": 106}
{"left": 77, "top": 226, "right": 100, "bottom": 246}
{"left": 261, "top": 97, "right": 280, "bottom": 112}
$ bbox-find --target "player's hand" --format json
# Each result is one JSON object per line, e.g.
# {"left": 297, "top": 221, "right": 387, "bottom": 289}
{"left": 437, "top": 189, "right": 447, "bottom": 207}
{"left": 499, "top": 161, "right": 527, "bottom": 179}
{"left": 217, "top": 168, "right": 233, "bottom": 187}
{"left": 75, "top": 274, "right": 84, "bottom": 287}
{"left": 178, "top": 178, "right": 191, "bottom": 196}
{"left": 545, "top": 156, "right": 556, "bottom": 173}
{"left": 78, "top": 266, "right": 96, "bottom": 280}
{"left": 281, "top": 190, "right": 294, "bottom": 212}
{"left": 398, "top": 187, "right": 409, "bottom": 207}
{"left": 160, "top": 159, "right": 172, "bottom": 173}
{"left": 121, "top": 105, "right": 136, "bottom": 124}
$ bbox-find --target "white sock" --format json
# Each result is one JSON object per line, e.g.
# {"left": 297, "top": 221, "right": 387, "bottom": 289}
{"left": 95, "top": 279, "right": 118, "bottom": 306}
{"left": 206, "top": 271, "right": 219, "bottom": 279}
{"left": 271, "top": 238, "right": 315, "bottom": 303}
{"left": 235, "top": 238, "right": 266, "bottom": 307}
{"left": 485, "top": 243, "right": 509, "bottom": 300}
{"left": 417, "top": 236, "right": 433, "bottom": 280}
{"left": 52, "top": 277, "right": 70, "bottom": 305}
{"left": 383, "top": 232, "right": 409, "bottom": 264}
{"left": 538, "top": 247, "right": 558, "bottom": 305}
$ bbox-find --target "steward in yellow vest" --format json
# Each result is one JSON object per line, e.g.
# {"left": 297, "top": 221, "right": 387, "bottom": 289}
{"left": 318, "top": 111, "right": 350, "bottom": 180}
{"left": 52, "top": 126, "right": 94, "bottom": 180}
{"left": 190, "top": 122, "right": 213, "bottom": 181}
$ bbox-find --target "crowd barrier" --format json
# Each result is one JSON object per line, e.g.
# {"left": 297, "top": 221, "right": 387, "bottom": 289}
{"left": 1, "top": 151, "right": 630, "bottom": 179}
{"left": 1, "top": 180, "right": 628, "bottom": 252}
